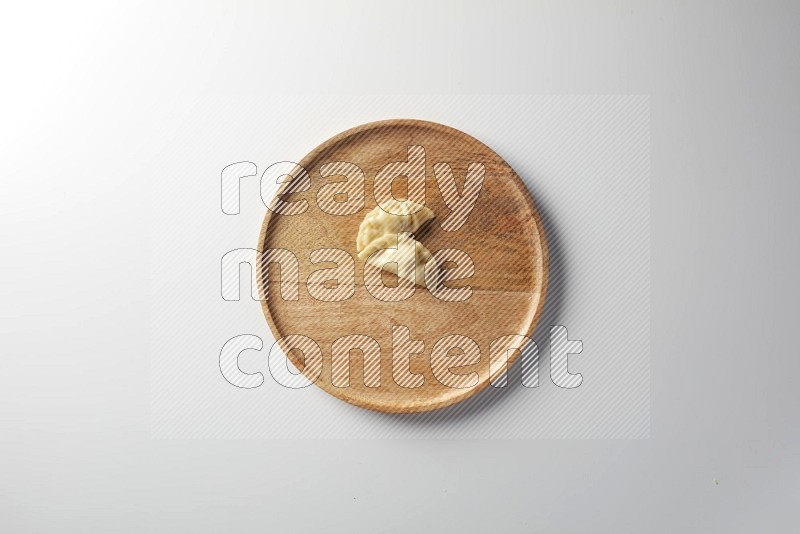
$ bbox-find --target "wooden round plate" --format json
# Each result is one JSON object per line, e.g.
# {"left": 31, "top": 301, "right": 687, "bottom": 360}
{"left": 258, "top": 119, "right": 547, "bottom": 413}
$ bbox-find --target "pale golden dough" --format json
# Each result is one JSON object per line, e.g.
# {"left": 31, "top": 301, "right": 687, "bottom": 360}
{"left": 356, "top": 200, "right": 434, "bottom": 253}
{"left": 356, "top": 200, "right": 438, "bottom": 287}
{"left": 358, "top": 233, "right": 438, "bottom": 288}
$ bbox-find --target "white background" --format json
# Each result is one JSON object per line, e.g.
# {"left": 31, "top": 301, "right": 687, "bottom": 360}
{"left": 1, "top": 1, "right": 798, "bottom": 532}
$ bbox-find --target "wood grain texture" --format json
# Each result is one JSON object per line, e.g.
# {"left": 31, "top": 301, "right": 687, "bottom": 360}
{"left": 257, "top": 119, "right": 548, "bottom": 413}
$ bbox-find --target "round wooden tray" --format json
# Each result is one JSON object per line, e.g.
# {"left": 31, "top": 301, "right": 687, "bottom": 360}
{"left": 258, "top": 119, "right": 547, "bottom": 413}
